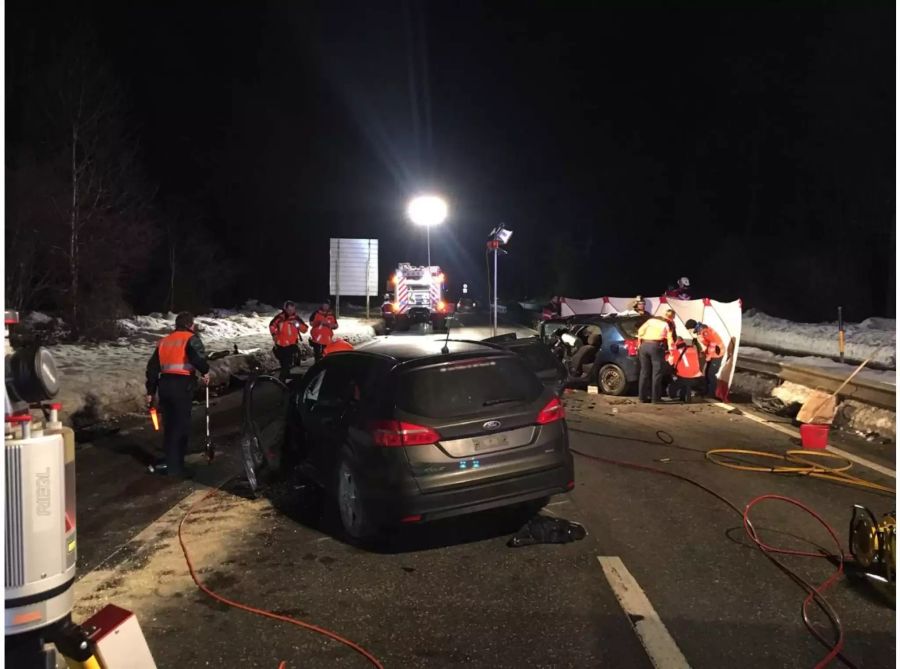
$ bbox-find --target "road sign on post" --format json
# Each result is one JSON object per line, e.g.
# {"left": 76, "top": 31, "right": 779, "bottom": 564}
{"left": 329, "top": 238, "right": 379, "bottom": 319}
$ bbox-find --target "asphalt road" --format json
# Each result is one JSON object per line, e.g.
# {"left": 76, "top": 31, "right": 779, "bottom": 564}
{"left": 68, "top": 382, "right": 895, "bottom": 668}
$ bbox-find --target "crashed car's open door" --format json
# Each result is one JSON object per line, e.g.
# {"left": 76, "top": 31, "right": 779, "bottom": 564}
{"left": 240, "top": 373, "right": 291, "bottom": 492}
{"left": 483, "top": 334, "right": 568, "bottom": 396}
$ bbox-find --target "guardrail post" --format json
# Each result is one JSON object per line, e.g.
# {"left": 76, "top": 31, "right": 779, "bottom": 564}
{"left": 838, "top": 306, "right": 845, "bottom": 364}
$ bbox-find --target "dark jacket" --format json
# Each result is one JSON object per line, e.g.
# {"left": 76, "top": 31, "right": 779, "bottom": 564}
{"left": 145, "top": 328, "right": 210, "bottom": 395}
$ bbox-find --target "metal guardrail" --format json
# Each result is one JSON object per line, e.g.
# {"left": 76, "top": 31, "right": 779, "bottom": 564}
{"left": 736, "top": 354, "right": 896, "bottom": 410}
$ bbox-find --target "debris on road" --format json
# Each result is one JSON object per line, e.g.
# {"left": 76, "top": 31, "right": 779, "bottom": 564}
{"left": 507, "top": 516, "right": 587, "bottom": 547}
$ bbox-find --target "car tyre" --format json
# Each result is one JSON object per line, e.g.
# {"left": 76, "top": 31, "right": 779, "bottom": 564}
{"left": 598, "top": 363, "right": 628, "bottom": 396}
{"left": 337, "top": 458, "right": 376, "bottom": 542}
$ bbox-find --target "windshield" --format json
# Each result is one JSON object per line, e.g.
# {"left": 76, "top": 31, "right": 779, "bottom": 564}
{"left": 396, "top": 356, "right": 543, "bottom": 419}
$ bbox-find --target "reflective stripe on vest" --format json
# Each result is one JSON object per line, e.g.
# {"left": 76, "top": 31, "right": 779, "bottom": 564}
{"left": 674, "top": 347, "right": 703, "bottom": 378}
{"left": 158, "top": 330, "right": 195, "bottom": 376}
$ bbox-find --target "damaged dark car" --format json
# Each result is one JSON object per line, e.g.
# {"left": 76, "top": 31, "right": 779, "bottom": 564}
{"left": 241, "top": 338, "right": 574, "bottom": 542}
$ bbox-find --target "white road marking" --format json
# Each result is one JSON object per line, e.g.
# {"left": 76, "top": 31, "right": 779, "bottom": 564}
{"left": 824, "top": 445, "right": 896, "bottom": 479}
{"left": 710, "top": 402, "right": 895, "bottom": 479}
{"left": 597, "top": 556, "right": 692, "bottom": 669}
{"left": 546, "top": 500, "right": 570, "bottom": 507}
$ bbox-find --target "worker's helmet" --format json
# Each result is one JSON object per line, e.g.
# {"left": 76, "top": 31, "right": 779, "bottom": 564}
{"left": 283, "top": 300, "right": 296, "bottom": 311}
{"left": 678, "top": 276, "right": 690, "bottom": 288}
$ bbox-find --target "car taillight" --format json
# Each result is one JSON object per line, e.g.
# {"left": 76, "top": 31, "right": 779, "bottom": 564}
{"left": 624, "top": 339, "right": 639, "bottom": 356}
{"left": 536, "top": 397, "right": 565, "bottom": 424}
{"left": 369, "top": 420, "right": 440, "bottom": 447}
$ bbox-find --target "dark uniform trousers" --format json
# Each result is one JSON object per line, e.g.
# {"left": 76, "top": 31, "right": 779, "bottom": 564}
{"left": 158, "top": 374, "right": 194, "bottom": 475}
{"left": 274, "top": 344, "right": 298, "bottom": 380}
{"left": 639, "top": 341, "right": 667, "bottom": 402}
{"left": 705, "top": 357, "right": 723, "bottom": 397}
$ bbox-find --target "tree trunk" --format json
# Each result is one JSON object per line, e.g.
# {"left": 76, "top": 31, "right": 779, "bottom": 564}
{"left": 69, "top": 123, "right": 79, "bottom": 331}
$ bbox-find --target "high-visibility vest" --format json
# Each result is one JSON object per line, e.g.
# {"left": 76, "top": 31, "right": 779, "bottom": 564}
{"left": 698, "top": 326, "right": 724, "bottom": 361}
{"left": 637, "top": 317, "right": 673, "bottom": 348}
{"left": 311, "top": 311, "right": 338, "bottom": 345}
{"left": 270, "top": 312, "right": 308, "bottom": 347}
{"left": 672, "top": 346, "right": 703, "bottom": 378}
{"left": 324, "top": 339, "right": 353, "bottom": 356}
{"left": 158, "top": 330, "right": 195, "bottom": 376}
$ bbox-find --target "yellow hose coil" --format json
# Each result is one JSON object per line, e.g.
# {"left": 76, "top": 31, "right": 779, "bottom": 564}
{"left": 705, "top": 448, "right": 894, "bottom": 495}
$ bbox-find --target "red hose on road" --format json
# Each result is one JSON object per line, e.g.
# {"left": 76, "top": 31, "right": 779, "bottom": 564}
{"left": 743, "top": 495, "right": 848, "bottom": 669}
{"left": 177, "top": 485, "right": 385, "bottom": 669}
{"left": 570, "top": 445, "right": 857, "bottom": 669}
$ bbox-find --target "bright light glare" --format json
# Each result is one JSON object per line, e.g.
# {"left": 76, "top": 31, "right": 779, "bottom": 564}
{"left": 407, "top": 195, "right": 448, "bottom": 227}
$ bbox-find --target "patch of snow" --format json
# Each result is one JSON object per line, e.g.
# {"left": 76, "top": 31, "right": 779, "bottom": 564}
{"left": 834, "top": 400, "right": 896, "bottom": 441}
{"left": 742, "top": 310, "right": 896, "bottom": 369}
{"left": 771, "top": 381, "right": 818, "bottom": 406}
{"left": 50, "top": 307, "right": 377, "bottom": 423}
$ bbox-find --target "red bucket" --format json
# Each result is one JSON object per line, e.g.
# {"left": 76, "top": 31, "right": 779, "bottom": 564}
{"left": 800, "top": 423, "right": 830, "bottom": 450}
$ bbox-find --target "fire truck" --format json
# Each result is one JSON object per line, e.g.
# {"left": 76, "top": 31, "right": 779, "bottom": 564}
{"left": 382, "top": 263, "right": 450, "bottom": 332}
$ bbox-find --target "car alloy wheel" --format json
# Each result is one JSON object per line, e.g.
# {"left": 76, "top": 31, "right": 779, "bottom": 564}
{"left": 599, "top": 364, "right": 627, "bottom": 396}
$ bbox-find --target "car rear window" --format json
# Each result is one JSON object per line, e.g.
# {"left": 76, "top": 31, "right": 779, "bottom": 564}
{"left": 616, "top": 318, "right": 643, "bottom": 338}
{"left": 396, "top": 356, "right": 544, "bottom": 419}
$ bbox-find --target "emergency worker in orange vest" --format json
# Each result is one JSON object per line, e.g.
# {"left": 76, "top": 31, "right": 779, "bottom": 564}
{"left": 269, "top": 301, "right": 309, "bottom": 380}
{"left": 309, "top": 300, "right": 339, "bottom": 361}
{"left": 685, "top": 319, "right": 725, "bottom": 397}
{"left": 324, "top": 338, "right": 353, "bottom": 356}
{"left": 145, "top": 312, "right": 210, "bottom": 477}
{"left": 636, "top": 309, "right": 675, "bottom": 403}
{"left": 667, "top": 338, "right": 705, "bottom": 403}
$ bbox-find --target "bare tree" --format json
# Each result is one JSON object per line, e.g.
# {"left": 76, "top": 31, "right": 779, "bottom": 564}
{"left": 22, "top": 30, "right": 161, "bottom": 334}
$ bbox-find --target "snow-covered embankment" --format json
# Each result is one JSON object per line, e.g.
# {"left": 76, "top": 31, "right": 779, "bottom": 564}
{"left": 46, "top": 302, "right": 376, "bottom": 424}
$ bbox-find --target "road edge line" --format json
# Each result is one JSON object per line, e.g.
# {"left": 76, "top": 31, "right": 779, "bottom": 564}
{"left": 597, "top": 556, "right": 692, "bottom": 669}
{"left": 710, "top": 402, "right": 896, "bottom": 480}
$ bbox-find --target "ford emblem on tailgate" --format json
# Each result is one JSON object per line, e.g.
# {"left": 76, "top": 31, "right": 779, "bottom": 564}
{"left": 483, "top": 420, "right": 502, "bottom": 430}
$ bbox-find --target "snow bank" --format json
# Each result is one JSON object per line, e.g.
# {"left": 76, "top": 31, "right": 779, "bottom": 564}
{"left": 834, "top": 400, "right": 896, "bottom": 442}
{"left": 742, "top": 310, "right": 896, "bottom": 369}
{"left": 47, "top": 307, "right": 377, "bottom": 424}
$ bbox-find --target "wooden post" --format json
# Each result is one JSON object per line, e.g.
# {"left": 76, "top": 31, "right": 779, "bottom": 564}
{"left": 838, "top": 306, "right": 845, "bottom": 364}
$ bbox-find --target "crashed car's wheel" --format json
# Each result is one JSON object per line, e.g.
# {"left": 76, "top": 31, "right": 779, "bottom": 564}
{"left": 598, "top": 364, "right": 628, "bottom": 396}
{"left": 337, "top": 460, "right": 375, "bottom": 541}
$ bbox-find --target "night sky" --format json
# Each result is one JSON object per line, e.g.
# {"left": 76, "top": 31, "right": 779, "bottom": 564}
{"left": 8, "top": 2, "right": 896, "bottom": 320}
